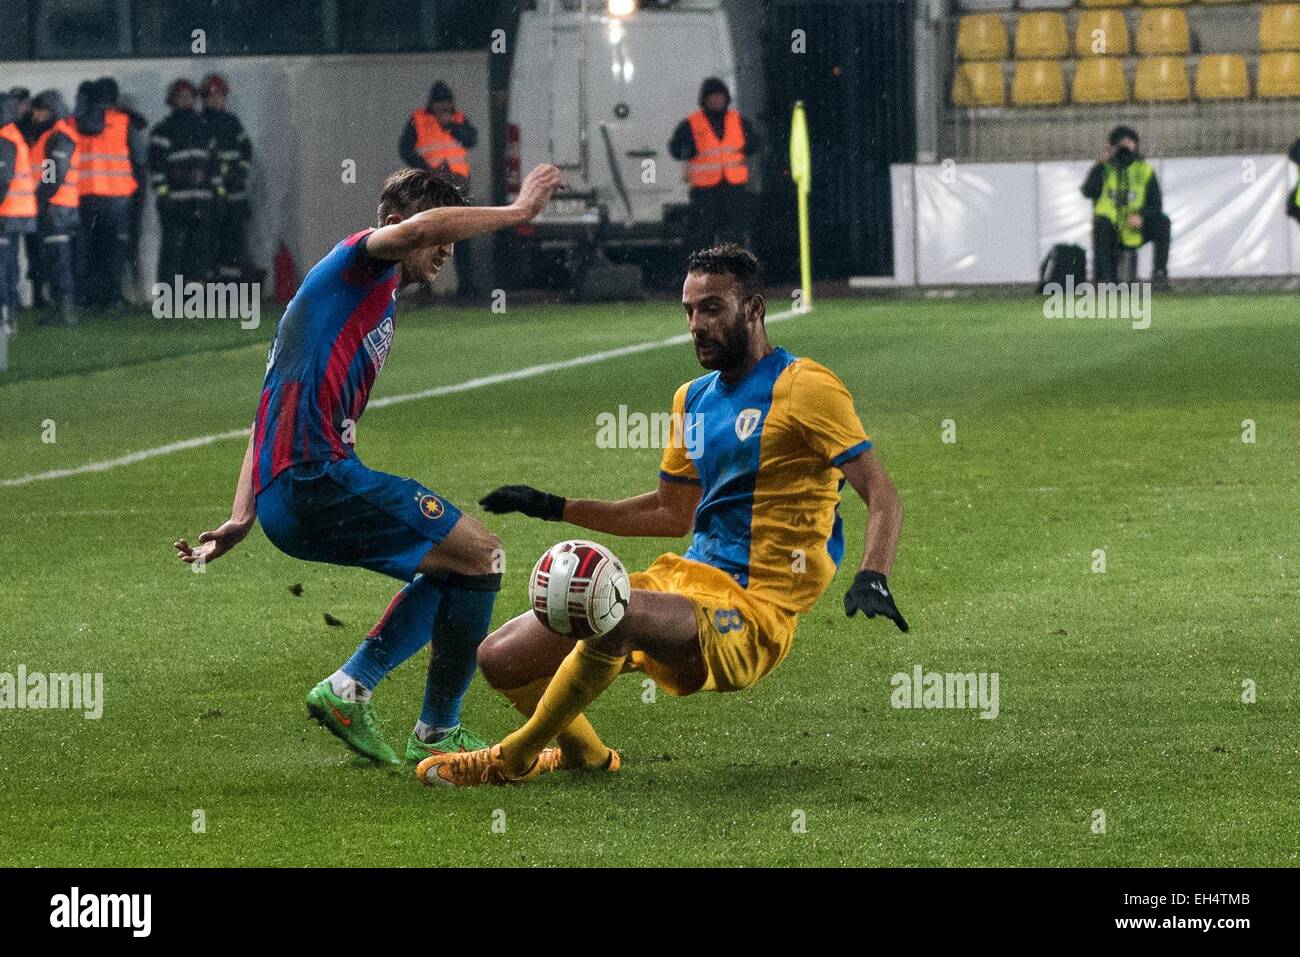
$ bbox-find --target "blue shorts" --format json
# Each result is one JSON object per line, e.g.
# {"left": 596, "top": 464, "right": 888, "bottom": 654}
{"left": 256, "top": 458, "right": 463, "bottom": 582}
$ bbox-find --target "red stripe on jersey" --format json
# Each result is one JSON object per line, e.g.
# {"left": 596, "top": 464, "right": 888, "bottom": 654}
{"left": 315, "top": 278, "right": 387, "bottom": 457}
{"left": 251, "top": 387, "right": 272, "bottom": 491}
{"left": 316, "top": 276, "right": 396, "bottom": 459}
{"left": 271, "top": 381, "right": 301, "bottom": 477}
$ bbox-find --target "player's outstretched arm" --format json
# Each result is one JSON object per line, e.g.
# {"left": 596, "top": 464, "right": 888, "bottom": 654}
{"left": 480, "top": 476, "right": 699, "bottom": 539}
{"left": 839, "top": 450, "right": 908, "bottom": 632}
{"left": 174, "top": 429, "right": 257, "bottom": 567}
{"left": 366, "top": 163, "right": 564, "bottom": 261}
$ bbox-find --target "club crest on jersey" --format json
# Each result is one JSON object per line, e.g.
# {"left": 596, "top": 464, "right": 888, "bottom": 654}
{"left": 416, "top": 493, "right": 445, "bottom": 520}
{"left": 734, "top": 408, "right": 762, "bottom": 441}
{"left": 363, "top": 317, "right": 395, "bottom": 373}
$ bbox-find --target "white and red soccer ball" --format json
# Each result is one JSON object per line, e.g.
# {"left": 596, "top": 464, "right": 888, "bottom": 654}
{"left": 529, "top": 540, "right": 631, "bottom": 639}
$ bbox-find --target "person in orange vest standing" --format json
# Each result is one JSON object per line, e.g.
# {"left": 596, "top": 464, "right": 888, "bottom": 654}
{"left": 400, "top": 81, "right": 478, "bottom": 296}
{"left": 668, "top": 77, "right": 761, "bottom": 259}
{"left": 76, "top": 77, "right": 139, "bottom": 311}
{"left": 11, "top": 86, "right": 47, "bottom": 312}
{"left": 0, "top": 92, "right": 38, "bottom": 337}
{"left": 28, "top": 90, "right": 80, "bottom": 327}
{"left": 96, "top": 78, "right": 150, "bottom": 301}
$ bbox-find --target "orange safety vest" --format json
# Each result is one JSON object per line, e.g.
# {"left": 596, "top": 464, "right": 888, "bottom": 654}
{"left": 411, "top": 110, "right": 469, "bottom": 178}
{"left": 0, "top": 123, "right": 37, "bottom": 219}
{"left": 32, "top": 118, "right": 81, "bottom": 209}
{"left": 686, "top": 108, "right": 748, "bottom": 188}
{"left": 78, "top": 109, "right": 136, "bottom": 197}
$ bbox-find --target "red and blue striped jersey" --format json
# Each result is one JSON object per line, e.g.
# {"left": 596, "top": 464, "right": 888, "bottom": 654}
{"left": 252, "top": 229, "right": 400, "bottom": 493}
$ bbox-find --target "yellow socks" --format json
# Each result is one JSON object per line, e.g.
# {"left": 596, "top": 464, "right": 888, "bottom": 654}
{"left": 499, "top": 676, "right": 611, "bottom": 769}
{"left": 498, "top": 642, "right": 625, "bottom": 773}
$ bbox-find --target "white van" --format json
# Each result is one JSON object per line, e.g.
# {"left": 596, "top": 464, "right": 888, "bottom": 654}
{"left": 506, "top": 0, "right": 765, "bottom": 290}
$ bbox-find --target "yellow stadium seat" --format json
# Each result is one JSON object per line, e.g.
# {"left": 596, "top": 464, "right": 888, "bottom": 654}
{"left": 952, "top": 62, "right": 1008, "bottom": 106}
{"left": 1257, "top": 51, "right": 1300, "bottom": 96}
{"left": 1072, "top": 57, "right": 1131, "bottom": 102}
{"left": 1195, "top": 54, "right": 1250, "bottom": 99}
{"left": 1075, "top": 10, "right": 1131, "bottom": 57}
{"left": 1079, "top": 0, "right": 1131, "bottom": 8}
{"left": 1011, "top": 59, "right": 1067, "bottom": 104}
{"left": 1134, "top": 55, "right": 1190, "bottom": 100}
{"left": 1135, "top": 9, "right": 1190, "bottom": 55}
{"left": 1260, "top": 5, "right": 1300, "bottom": 51}
{"left": 1199, "top": 0, "right": 1248, "bottom": 5}
{"left": 1136, "top": 0, "right": 1187, "bottom": 6}
{"left": 1015, "top": 12, "right": 1069, "bottom": 58}
{"left": 957, "top": 14, "right": 1010, "bottom": 61}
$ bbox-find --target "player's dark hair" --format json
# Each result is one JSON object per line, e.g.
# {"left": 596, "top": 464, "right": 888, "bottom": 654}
{"left": 687, "top": 243, "right": 763, "bottom": 301}
{"left": 377, "top": 167, "right": 468, "bottom": 225}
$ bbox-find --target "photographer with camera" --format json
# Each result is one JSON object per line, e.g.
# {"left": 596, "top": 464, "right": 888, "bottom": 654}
{"left": 1082, "top": 126, "right": 1171, "bottom": 288}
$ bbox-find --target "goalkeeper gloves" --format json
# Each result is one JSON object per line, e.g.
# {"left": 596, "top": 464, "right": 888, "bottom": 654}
{"left": 844, "top": 570, "right": 909, "bottom": 632}
{"left": 479, "top": 485, "right": 566, "bottom": 522}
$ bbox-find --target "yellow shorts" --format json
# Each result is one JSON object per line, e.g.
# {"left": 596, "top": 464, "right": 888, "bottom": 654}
{"left": 624, "top": 553, "right": 798, "bottom": 696}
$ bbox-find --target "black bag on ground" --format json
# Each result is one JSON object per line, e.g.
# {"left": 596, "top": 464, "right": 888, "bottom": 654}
{"left": 1038, "top": 243, "right": 1087, "bottom": 293}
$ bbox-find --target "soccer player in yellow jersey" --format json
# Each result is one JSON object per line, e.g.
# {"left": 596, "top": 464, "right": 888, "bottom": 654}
{"left": 418, "top": 244, "right": 907, "bottom": 787}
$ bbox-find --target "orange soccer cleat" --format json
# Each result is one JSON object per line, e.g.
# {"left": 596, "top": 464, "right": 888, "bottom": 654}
{"left": 417, "top": 743, "right": 561, "bottom": 788}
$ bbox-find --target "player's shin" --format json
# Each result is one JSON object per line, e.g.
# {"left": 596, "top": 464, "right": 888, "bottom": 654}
{"left": 497, "top": 642, "right": 626, "bottom": 775}
{"left": 499, "top": 676, "right": 611, "bottom": 769}
{"left": 340, "top": 574, "right": 443, "bottom": 692}
{"left": 416, "top": 572, "right": 501, "bottom": 740}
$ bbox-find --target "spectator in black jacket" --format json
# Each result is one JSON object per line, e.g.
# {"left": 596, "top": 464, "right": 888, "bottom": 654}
{"left": 200, "top": 73, "right": 253, "bottom": 281}
{"left": 149, "top": 79, "right": 219, "bottom": 285}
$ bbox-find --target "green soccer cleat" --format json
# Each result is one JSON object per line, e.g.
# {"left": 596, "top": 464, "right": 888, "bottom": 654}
{"left": 305, "top": 679, "right": 400, "bottom": 765}
{"left": 404, "top": 725, "right": 490, "bottom": 763}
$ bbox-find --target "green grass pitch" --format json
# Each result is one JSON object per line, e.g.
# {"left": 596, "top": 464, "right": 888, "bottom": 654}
{"left": 1, "top": 292, "right": 1296, "bottom": 866}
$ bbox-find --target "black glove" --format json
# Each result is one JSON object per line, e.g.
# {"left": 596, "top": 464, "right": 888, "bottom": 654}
{"left": 844, "top": 570, "right": 909, "bottom": 632}
{"left": 479, "top": 485, "right": 566, "bottom": 522}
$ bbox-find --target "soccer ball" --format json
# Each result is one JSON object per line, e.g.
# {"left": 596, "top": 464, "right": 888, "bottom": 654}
{"left": 529, "top": 540, "right": 631, "bottom": 639}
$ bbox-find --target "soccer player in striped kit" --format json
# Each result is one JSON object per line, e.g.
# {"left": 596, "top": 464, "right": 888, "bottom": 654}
{"left": 175, "top": 163, "right": 564, "bottom": 764}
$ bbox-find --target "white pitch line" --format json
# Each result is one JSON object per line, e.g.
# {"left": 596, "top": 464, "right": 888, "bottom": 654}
{"left": 0, "top": 307, "right": 806, "bottom": 489}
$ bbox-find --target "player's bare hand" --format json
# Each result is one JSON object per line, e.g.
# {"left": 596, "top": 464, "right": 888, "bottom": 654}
{"left": 175, "top": 518, "right": 252, "bottom": 566}
{"left": 844, "top": 570, "right": 909, "bottom": 632}
{"left": 513, "top": 164, "right": 565, "bottom": 221}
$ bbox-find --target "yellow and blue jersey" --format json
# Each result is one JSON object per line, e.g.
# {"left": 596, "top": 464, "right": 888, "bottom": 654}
{"left": 658, "top": 347, "right": 871, "bottom": 615}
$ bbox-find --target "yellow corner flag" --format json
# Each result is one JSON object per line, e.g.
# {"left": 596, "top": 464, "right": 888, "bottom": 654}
{"left": 790, "top": 100, "right": 812, "bottom": 311}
